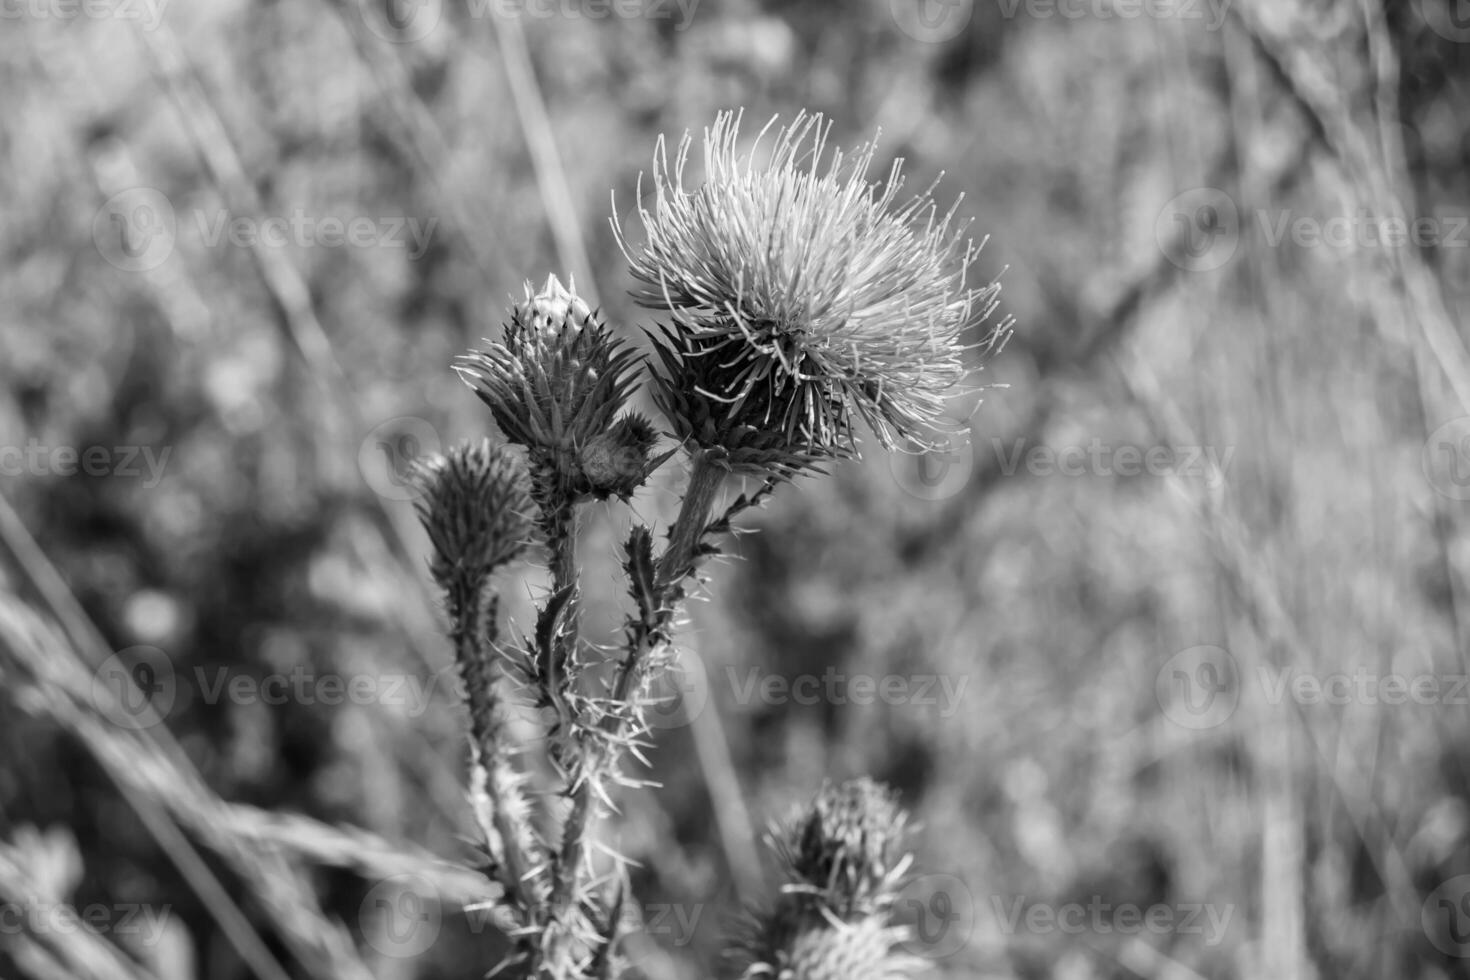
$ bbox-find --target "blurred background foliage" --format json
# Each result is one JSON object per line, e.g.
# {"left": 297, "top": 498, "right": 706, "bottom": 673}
{"left": 3, "top": 0, "right": 1470, "bottom": 978}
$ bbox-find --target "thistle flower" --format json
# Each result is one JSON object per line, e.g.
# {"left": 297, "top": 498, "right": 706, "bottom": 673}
{"left": 455, "top": 276, "right": 652, "bottom": 498}
{"left": 413, "top": 439, "right": 535, "bottom": 595}
{"left": 616, "top": 110, "right": 1010, "bottom": 469}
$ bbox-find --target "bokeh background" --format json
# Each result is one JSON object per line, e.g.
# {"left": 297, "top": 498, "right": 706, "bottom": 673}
{"left": 4, "top": 0, "right": 1470, "bottom": 977}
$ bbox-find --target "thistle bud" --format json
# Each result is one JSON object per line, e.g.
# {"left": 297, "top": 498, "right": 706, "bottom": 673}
{"left": 783, "top": 778, "right": 911, "bottom": 916}
{"left": 578, "top": 413, "right": 661, "bottom": 501}
{"left": 455, "top": 276, "right": 643, "bottom": 462}
{"left": 728, "top": 779, "right": 921, "bottom": 980}
{"left": 412, "top": 440, "right": 535, "bottom": 594}
{"left": 520, "top": 273, "right": 594, "bottom": 333}
{"left": 776, "top": 916, "right": 922, "bottom": 980}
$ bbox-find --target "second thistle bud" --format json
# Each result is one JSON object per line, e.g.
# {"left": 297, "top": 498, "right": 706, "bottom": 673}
{"left": 413, "top": 440, "right": 535, "bottom": 595}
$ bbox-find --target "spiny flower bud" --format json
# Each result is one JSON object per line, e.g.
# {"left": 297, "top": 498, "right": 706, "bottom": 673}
{"left": 616, "top": 110, "right": 1012, "bottom": 467}
{"left": 767, "top": 916, "right": 922, "bottom": 980}
{"left": 455, "top": 276, "right": 644, "bottom": 464}
{"left": 728, "top": 780, "right": 920, "bottom": 980}
{"left": 413, "top": 440, "right": 535, "bottom": 593}
{"left": 781, "top": 778, "right": 911, "bottom": 916}
{"left": 578, "top": 413, "right": 661, "bottom": 501}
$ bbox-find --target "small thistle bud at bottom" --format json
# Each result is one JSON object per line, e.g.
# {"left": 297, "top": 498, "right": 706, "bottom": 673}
{"left": 578, "top": 413, "right": 660, "bottom": 500}
{"left": 785, "top": 778, "right": 910, "bottom": 915}
{"left": 730, "top": 780, "right": 920, "bottom": 980}
{"left": 775, "top": 916, "right": 923, "bottom": 980}
{"left": 413, "top": 440, "right": 535, "bottom": 593}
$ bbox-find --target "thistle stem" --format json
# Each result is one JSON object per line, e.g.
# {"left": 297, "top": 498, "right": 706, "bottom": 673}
{"left": 547, "top": 452, "right": 727, "bottom": 926}
{"left": 448, "top": 584, "right": 544, "bottom": 914}
{"left": 657, "top": 450, "right": 726, "bottom": 592}
{"left": 537, "top": 485, "right": 582, "bottom": 737}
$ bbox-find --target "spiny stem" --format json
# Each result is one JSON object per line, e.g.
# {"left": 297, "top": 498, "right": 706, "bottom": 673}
{"left": 540, "top": 488, "right": 581, "bottom": 683}
{"left": 448, "top": 582, "right": 544, "bottom": 915}
{"left": 657, "top": 450, "right": 726, "bottom": 592}
{"left": 547, "top": 452, "right": 727, "bottom": 930}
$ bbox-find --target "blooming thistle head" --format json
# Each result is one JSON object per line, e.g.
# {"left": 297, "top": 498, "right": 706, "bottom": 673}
{"left": 615, "top": 110, "right": 1010, "bottom": 473}
{"left": 412, "top": 439, "right": 535, "bottom": 596}
{"left": 455, "top": 276, "right": 658, "bottom": 499}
